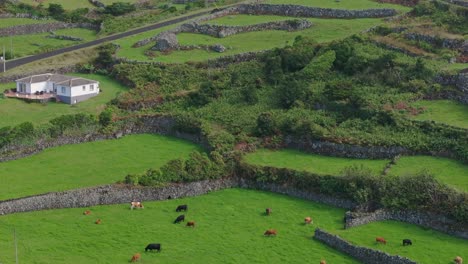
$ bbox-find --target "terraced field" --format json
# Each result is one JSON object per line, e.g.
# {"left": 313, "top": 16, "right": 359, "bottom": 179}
{"left": 244, "top": 149, "right": 389, "bottom": 176}
{"left": 0, "top": 18, "right": 53, "bottom": 28}
{"left": 264, "top": 0, "right": 411, "bottom": 11}
{"left": 0, "top": 134, "right": 201, "bottom": 200}
{"left": 410, "top": 100, "right": 468, "bottom": 129}
{"left": 0, "top": 28, "right": 97, "bottom": 59}
{"left": 0, "top": 189, "right": 358, "bottom": 264}
{"left": 0, "top": 73, "right": 127, "bottom": 128}
{"left": 335, "top": 220, "right": 468, "bottom": 264}
{"left": 389, "top": 155, "right": 468, "bottom": 192}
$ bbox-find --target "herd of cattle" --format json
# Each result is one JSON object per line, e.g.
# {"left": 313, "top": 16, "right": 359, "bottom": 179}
{"left": 80, "top": 203, "right": 464, "bottom": 263}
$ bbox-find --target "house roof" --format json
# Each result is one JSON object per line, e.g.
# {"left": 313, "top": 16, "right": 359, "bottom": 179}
{"left": 15, "top": 74, "right": 98, "bottom": 87}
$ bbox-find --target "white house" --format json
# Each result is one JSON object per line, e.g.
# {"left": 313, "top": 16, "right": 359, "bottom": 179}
{"left": 15, "top": 73, "right": 100, "bottom": 104}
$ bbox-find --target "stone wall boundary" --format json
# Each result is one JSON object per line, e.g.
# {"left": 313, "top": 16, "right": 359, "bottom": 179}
{"left": 314, "top": 229, "right": 417, "bottom": 264}
{"left": 344, "top": 209, "right": 468, "bottom": 239}
{"left": 0, "top": 22, "right": 98, "bottom": 37}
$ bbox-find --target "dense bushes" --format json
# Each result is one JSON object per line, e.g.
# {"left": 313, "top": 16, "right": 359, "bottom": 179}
{"left": 124, "top": 151, "right": 227, "bottom": 186}
{"left": 238, "top": 162, "right": 468, "bottom": 222}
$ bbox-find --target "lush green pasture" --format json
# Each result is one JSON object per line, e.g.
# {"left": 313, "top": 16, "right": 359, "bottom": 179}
{"left": 0, "top": 73, "right": 127, "bottom": 128}
{"left": 389, "top": 156, "right": 468, "bottom": 192}
{"left": 0, "top": 189, "right": 357, "bottom": 263}
{"left": 0, "top": 134, "right": 200, "bottom": 201}
{"left": 335, "top": 220, "right": 468, "bottom": 264}
{"left": 264, "top": 0, "right": 411, "bottom": 11}
{"left": 410, "top": 100, "right": 468, "bottom": 129}
{"left": 152, "top": 18, "right": 383, "bottom": 63}
{"left": 0, "top": 28, "right": 96, "bottom": 58}
{"left": 0, "top": 18, "right": 52, "bottom": 28}
{"left": 244, "top": 149, "right": 388, "bottom": 176}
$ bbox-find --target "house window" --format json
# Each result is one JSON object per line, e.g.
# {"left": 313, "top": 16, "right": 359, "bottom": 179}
{"left": 82, "top": 86, "right": 86, "bottom": 91}
{"left": 90, "top": 84, "right": 94, "bottom": 91}
{"left": 61, "top": 87, "right": 66, "bottom": 94}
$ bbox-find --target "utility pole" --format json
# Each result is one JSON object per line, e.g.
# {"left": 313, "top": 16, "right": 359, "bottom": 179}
{"left": 2, "top": 45, "right": 5, "bottom": 73}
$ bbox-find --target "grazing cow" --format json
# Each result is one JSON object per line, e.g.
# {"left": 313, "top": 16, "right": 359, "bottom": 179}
{"left": 174, "top": 214, "right": 185, "bottom": 224}
{"left": 95, "top": 219, "right": 101, "bottom": 224}
{"left": 454, "top": 256, "right": 463, "bottom": 264}
{"left": 130, "top": 253, "right": 141, "bottom": 262}
{"left": 145, "top": 243, "right": 161, "bottom": 252}
{"left": 130, "top": 201, "right": 144, "bottom": 210}
{"left": 186, "top": 221, "right": 196, "bottom": 228}
{"left": 266, "top": 208, "right": 272, "bottom": 216}
{"left": 304, "top": 217, "right": 313, "bottom": 225}
{"left": 83, "top": 210, "right": 91, "bottom": 215}
{"left": 264, "top": 229, "right": 277, "bottom": 236}
{"left": 320, "top": 260, "right": 326, "bottom": 264}
{"left": 376, "top": 237, "right": 387, "bottom": 245}
{"left": 403, "top": 239, "right": 412, "bottom": 246}
{"left": 176, "top": 205, "right": 188, "bottom": 212}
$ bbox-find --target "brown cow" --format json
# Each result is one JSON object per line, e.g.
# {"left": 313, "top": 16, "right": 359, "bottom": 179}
{"left": 266, "top": 208, "right": 272, "bottom": 216}
{"left": 83, "top": 210, "right": 91, "bottom": 215}
{"left": 130, "top": 201, "right": 144, "bottom": 210}
{"left": 130, "top": 253, "right": 141, "bottom": 262}
{"left": 304, "top": 217, "right": 313, "bottom": 224}
{"left": 320, "top": 260, "right": 326, "bottom": 264}
{"left": 455, "top": 256, "right": 463, "bottom": 264}
{"left": 376, "top": 237, "right": 386, "bottom": 245}
{"left": 264, "top": 229, "right": 277, "bottom": 236}
{"left": 186, "top": 221, "right": 196, "bottom": 228}
{"left": 95, "top": 219, "right": 101, "bottom": 225}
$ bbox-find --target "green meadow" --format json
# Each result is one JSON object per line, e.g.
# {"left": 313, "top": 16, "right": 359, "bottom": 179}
{"left": 335, "top": 220, "right": 468, "bottom": 264}
{"left": 389, "top": 155, "right": 468, "bottom": 192}
{"left": 0, "top": 189, "right": 357, "bottom": 263}
{"left": 244, "top": 148, "right": 389, "bottom": 176}
{"left": 0, "top": 134, "right": 201, "bottom": 200}
{"left": 410, "top": 100, "right": 468, "bottom": 129}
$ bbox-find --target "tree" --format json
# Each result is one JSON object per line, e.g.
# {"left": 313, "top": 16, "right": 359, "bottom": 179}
{"left": 47, "top": 3, "right": 65, "bottom": 18}
{"left": 256, "top": 112, "right": 278, "bottom": 136}
{"left": 104, "top": 2, "right": 136, "bottom": 16}
{"left": 240, "top": 84, "right": 258, "bottom": 105}
{"left": 264, "top": 54, "right": 283, "bottom": 85}
{"left": 278, "top": 75, "right": 308, "bottom": 108}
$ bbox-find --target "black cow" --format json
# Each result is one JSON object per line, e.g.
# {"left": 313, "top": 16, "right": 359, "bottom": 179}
{"left": 145, "top": 243, "right": 161, "bottom": 252}
{"left": 176, "top": 205, "right": 188, "bottom": 212}
{"left": 402, "top": 239, "right": 412, "bottom": 246}
{"left": 174, "top": 214, "right": 185, "bottom": 224}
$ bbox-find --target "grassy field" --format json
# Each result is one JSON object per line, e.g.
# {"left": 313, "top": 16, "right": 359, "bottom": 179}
{"left": 0, "top": 189, "right": 357, "bottom": 264}
{"left": 0, "top": 28, "right": 97, "bottom": 58}
{"left": 389, "top": 155, "right": 468, "bottom": 192}
{"left": 127, "top": 17, "right": 383, "bottom": 63}
{"left": 264, "top": 0, "right": 411, "bottom": 11}
{"left": 0, "top": 134, "right": 201, "bottom": 201}
{"left": 0, "top": 73, "right": 127, "bottom": 128}
{"left": 244, "top": 149, "right": 389, "bottom": 176}
{"left": 410, "top": 100, "right": 468, "bottom": 129}
{"left": 0, "top": 18, "right": 53, "bottom": 28}
{"left": 18, "top": 0, "right": 139, "bottom": 9}
{"left": 335, "top": 220, "right": 468, "bottom": 264}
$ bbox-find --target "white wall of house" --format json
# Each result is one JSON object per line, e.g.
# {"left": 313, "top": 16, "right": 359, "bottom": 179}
{"left": 56, "top": 85, "right": 71, "bottom": 97}
{"left": 70, "top": 83, "right": 99, "bottom": 97}
{"left": 16, "top": 82, "right": 30, "bottom": 93}
{"left": 46, "top": 81, "right": 54, "bottom": 93}
{"left": 30, "top": 82, "right": 48, "bottom": 94}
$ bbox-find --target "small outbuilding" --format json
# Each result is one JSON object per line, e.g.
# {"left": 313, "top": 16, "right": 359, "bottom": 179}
{"left": 15, "top": 73, "right": 100, "bottom": 104}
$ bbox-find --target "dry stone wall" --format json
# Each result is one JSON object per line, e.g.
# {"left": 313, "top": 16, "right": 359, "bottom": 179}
{"left": 178, "top": 19, "right": 312, "bottom": 38}
{"left": 284, "top": 135, "right": 412, "bottom": 159}
{"left": 345, "top": 209, "right": 468, "bottom": 239}
{"left": 434, "top": 72, "right": 468, "bottom": 104}
{"left": 234, "top": 4, "right": 398, "bottom": 18}
{"left": 314, "top": 229, "right": 418, "bottom": 264}
{"left": 404, "top": 32, "right": 467, "bottom": 50}
{"left": 0, "top": 178, "right": 237, "bottom": 215}
{"left": 0, "top": 22, "right": 98, "bottom": 37}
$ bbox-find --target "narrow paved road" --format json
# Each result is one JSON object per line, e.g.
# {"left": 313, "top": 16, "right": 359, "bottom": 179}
{"left": 4, "top": 10, "right": 211, "bottom": 71}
